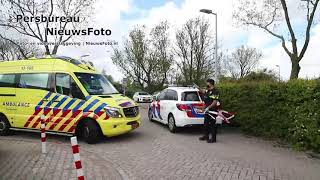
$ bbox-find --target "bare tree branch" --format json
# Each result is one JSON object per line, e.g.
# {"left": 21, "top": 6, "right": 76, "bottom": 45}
{"left": 112, "top": 22, "right": 173, "bottom": 92}
{"left": 299, "top": 0, "right": 319, "bottom": 59}
{"left": 234, "top": 0, "right": 319, "bottom": 79}
{"left": 175, "top": 17, "right": 215, "bottom": 85}
{"left": 0, "top": 0, "right": 95, "bottom": 55}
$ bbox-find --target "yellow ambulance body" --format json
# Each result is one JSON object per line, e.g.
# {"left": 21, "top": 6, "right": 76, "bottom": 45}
{"left": 0, "top": 56, "right": 140, "bottom": 143}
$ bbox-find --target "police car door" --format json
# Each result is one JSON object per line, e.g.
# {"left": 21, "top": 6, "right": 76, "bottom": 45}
{"left": 151, "top": 90, "right": 166, "bottom": 122}
{"left": 158, "top": 90, "right": 170, "bottom": 124}
{"left": 162, "top": 89, "right": 177, "bottom": 122}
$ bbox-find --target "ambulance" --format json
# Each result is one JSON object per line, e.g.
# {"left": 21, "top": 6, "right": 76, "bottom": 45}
{"left": 0, "top": 56, "right": 140, "bottom": 143}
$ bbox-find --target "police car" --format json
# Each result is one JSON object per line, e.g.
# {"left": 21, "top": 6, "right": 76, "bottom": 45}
{"left": 0, "top": 56, "right": 141, "bottom": 143}
{"left": 148, "top": 87, "right": 205, "bottom": 132}
{"left": 133, "top": 92, "right": 152, "bottom": 102}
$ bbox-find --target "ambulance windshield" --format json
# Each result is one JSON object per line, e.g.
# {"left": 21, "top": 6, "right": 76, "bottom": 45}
{"left": 75, "top": 73, "right": 119, "bottom": 95}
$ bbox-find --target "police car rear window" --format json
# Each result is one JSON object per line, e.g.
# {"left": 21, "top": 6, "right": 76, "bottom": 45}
{"left": 181, "top": 91, "right": 201, "bottom": 101}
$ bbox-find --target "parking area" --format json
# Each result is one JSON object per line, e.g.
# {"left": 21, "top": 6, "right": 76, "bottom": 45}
{"left": 0, "top": 103, "right": 320, "bottom": 180}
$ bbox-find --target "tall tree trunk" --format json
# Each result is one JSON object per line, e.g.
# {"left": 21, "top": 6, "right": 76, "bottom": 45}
{"left": 44, "top": 45, "right": 50, "bottom": 55}
{"left": 52, "top": 45, "right": 59, "bottom": 55}
{"left": 290, "top": 56, "right": 300, "bottom": 79}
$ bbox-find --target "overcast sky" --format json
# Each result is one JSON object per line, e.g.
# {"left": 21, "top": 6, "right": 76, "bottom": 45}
{"left": 58, "top": 0, "right": 320, "bottom": 81}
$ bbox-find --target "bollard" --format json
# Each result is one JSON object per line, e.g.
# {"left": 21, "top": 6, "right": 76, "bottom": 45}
{"left": 40, "top": 115, "right": 46, "bottom": 154}
{"left": 71, "top": 136, "right": 84, "bottom": 180}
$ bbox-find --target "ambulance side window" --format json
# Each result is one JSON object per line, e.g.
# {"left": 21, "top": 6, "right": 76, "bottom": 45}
{"left": 56, "top": 74, "right": 71, "bottom": 96}
{"left": 19, "top": 73, "right": 49, "bottom": 90}
{"left": 0, "top": 74, "right": 16, "bottom": 87}
{"left": 55, "top": 73, "right": 84, "bottom": 99}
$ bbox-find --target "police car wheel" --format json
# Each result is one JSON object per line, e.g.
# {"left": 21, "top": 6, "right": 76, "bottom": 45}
{"left": 148, "top": 109, "right": 154, "bottom": 121}
{"left": 0, "top": 115, "right": 10, "bottom": 136}
{"left": 82, "top": 120, "right": 101, "bottom": 144}
{"left": 168, "top": 115, "right": 177, "bottom": 133}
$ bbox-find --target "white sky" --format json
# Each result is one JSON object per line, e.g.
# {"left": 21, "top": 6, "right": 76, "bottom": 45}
{"left": 58, "top": 0, "right": 320, "bottom": 81}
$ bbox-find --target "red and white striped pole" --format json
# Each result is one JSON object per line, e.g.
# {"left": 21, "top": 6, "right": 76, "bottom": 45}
{"left": 40, "top": 115, "right": 46, "bottom": 154}
{"left": 71, "top": 136, "right": 84, "bottom": 180}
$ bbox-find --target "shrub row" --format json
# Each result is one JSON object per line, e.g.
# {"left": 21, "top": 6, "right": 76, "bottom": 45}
{"left": 218, "top": 80, "right": 320, "bottom": 152}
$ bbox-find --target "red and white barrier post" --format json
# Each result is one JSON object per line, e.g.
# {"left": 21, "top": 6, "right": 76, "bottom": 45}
{"left": 71, "top": 136, "right": 84, "bottom": 180}
{"left": 40, "top": 115, "right": 46, "bottom": 154}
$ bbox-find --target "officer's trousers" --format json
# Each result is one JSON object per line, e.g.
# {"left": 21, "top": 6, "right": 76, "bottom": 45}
{"left": 204, "top": 113, "right": 217, "bottom": 141}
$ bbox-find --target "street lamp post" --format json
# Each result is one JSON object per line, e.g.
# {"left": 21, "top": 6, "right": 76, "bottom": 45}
{"left": 200, "top": 9, "right": 218, "bottom": 82}
{"left": 276, "top": 65, "right": 281, "bottom": 82}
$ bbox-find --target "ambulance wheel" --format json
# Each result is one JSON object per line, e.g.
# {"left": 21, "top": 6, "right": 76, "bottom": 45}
{"left": 82, "top": 120, "right": 101, "bottom": 144}
{"left": 148, "top": 109, "right": 154, "bottom": 122}
{"left": 0, "top": 115, "right": 10, "bottom": 136}
{"left": 168, "top": 114, "right": 177, "bottom": 133}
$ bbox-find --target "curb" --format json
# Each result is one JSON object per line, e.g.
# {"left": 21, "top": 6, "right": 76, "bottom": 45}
{"left": 307, "top": 152, "right": 320, "bottom": 160}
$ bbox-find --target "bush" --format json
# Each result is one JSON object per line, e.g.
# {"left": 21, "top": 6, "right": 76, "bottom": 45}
{"left": 218, "top": 80, "right": 320, "bottom": 153}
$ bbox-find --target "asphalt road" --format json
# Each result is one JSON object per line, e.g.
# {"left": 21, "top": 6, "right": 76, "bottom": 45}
{"left": 0, "top": 103, "right": 320, "bottom": 180}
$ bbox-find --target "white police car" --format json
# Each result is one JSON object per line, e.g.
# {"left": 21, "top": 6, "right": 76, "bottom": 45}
{"left": 133, "top": 92, "right": 152, "bottom": 102}
{"left": 148, "top": 87, "right": 205, "bottom": 132}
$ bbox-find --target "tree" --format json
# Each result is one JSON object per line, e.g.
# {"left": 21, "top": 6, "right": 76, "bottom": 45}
{"left": 225, "top": 45, "right": 262, "bottom": 78}
{"left": 105, "top": 74, "right": 123, "bottom": 92}
{"left": 0, "top": 37, "right": 40, "bottom": 60}
{"left": 0, "top": 0, "right": 94, "bottom": 55}
{"left": 175, "top": 17, "right": 215, "bottom": 85}
{"left": 112, "top": 22, "right": 173, "bottom": 92}
{"left": 234, "top": 0, "right": 319, "bottom": 79}
{"left": 244, "top": 69, "right": 278, "bottom": 82}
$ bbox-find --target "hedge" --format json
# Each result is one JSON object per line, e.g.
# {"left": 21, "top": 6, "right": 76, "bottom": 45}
{"left": 218, "top": 80, "right": 320, "bottom": 152}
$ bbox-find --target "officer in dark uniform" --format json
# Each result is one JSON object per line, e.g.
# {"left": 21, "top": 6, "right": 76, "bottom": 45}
{"left": 199, "top": 79, "right": 220, "bottom": 143}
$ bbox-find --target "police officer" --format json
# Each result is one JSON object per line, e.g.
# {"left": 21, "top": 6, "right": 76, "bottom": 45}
{"left": 199, "top": 79, "right": 220, "bottom": 143}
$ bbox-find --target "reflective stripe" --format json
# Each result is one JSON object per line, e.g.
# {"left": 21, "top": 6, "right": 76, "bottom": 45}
{"left": 209, "top": 95, "right": 219, "bottom": 99}
{"left": 72, "top": 100, "right": 86, "bottom": 113}
{"left": 24, "top": 108, "right": 42, "bottom": 127}
{"left": 48, "top": 109, "right": 71, "bottom": 130}
{"left": 83, "top": 99, "right": 99, "bottom": 112}
{"left": 53, "top": 95, "right": 68, "bottom": 111}
{"left": 85, "top": 95, "right": 92, "bottom": 101}
{"left": 71, "top": 136, "right": 78, "bottom": 146}
{"left": 76, "top": 169, "right": 84, "bottom": 177}
{"left": 44, "top": 94, "right": 60, "bottom": 111}
{"left": 58, "top": 110, "right": 82, "bottom": 131}
{"left": 35, "top": 92, "right": 52, "bottom": 111}
{"left": 94, "top": 103, "right": 107, "bottom": 114}
{"left": 63, "top": 98, "right": 77, "bottom": 112}
{"left": 73, "top": 153, "right": 81, "bottom": 162}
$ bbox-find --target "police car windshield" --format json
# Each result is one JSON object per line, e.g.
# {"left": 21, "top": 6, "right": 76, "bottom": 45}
{"left": 75, "top": 73, "right": 119, "bottom": 95}
{"left": 139, "top": 92, "right": 149, "bottom": 95}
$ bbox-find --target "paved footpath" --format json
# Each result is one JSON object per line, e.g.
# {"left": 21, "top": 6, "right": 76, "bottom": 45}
{"left": 0, "top": 137, "right": 123, "bottom": 180}
{"left": 0, "top": 103, "right": 320, "bottom": 180}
